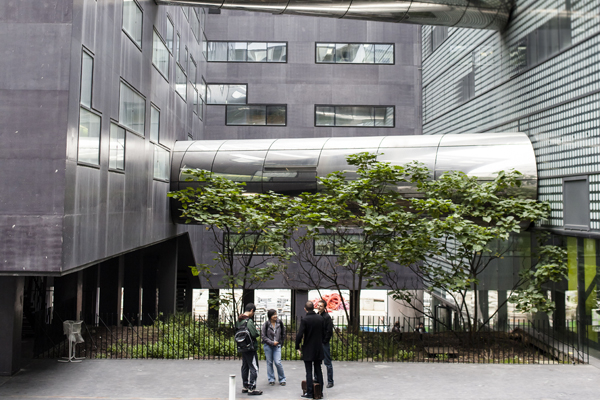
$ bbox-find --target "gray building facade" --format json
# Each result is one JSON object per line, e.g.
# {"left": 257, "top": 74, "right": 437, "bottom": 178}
{"left": 0, "top": 0, "right": 421, "bottom": 375}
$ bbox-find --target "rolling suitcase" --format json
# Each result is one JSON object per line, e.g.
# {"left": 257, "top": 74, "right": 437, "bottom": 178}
{"left": 301, "top": 380, "right": 323, "bottom": 399}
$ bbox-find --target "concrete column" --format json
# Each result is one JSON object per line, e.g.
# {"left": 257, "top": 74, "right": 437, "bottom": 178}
{"left": 76, "top": 271, "right": 83, "bottom": 320}
{"left": 82, "top": 265, "right": 99, "bottom": 325}
{"left": 0, "top": 277, "right": 24, "bottom": 376}
{"left": 292, "top": 289, "right": 308, "bottom": 321}
{"left": 123, "top": 251, "right": 143, "bottom": 324}
{"left": 53, "top": 272, "right": 79, "bottom": 321}
{"left": 157, "top": 240, "right": 178, "bottom": 315}
{"left": 497, "top": 290, "right": 508, "bottom": 329}
{"left": 242, "top": 289, "right": 255, "bottom": 310}
{"left": 98, "top": 258, "right": 120, "bottom": 325}
{"left": 553, "top": 290, "right": 566, "bottom": 330}
{"left": 142, "top": 252, "right": 158, "bottom": 323}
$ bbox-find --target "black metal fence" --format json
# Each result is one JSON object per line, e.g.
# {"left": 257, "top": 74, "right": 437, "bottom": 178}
{"left": 33, "top": 313, "right": 589, "bottom": 364}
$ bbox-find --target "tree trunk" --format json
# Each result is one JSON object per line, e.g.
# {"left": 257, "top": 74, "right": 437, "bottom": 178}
{"left": 349, "top": 290, "right": 361, "bottom": 334}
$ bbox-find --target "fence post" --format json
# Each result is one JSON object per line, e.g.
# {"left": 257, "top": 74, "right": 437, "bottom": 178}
{"left": 229, "top": 374, "right": 236, "bottom": 400}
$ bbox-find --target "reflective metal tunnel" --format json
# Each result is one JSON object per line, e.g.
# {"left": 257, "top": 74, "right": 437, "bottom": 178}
{"left": 158, "top": 0, "right": 513, "bottom": 31}
{"left": 170, "top": 133, "right": 537, "bottom": 223}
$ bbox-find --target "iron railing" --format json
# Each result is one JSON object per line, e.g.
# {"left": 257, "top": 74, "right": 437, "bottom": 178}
{"left": 33, "top": 313, "right": 589, "bottom": 364}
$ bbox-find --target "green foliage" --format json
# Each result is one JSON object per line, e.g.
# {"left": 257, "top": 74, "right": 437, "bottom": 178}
{"left": 330, "top": 332, "right": 365, "bottom": 361}
{"left": 397, "top": 348, "right": 415, "bottom": 361}
{"left": 168, "top": 169, "right": 296, "bottom": 319}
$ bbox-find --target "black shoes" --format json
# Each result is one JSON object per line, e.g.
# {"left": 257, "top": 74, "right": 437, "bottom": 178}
{"left": 326, "top": 383, "right": 334, "bottom": 388}
{"left": 248, "top": 389, "right": 263, "bottom": 395}
{"left": 280, "top": 382, "right": 286, "bottom": 386}
{"left": 300, "top": 395, "right": 313, "bottom": 398}
{"left": 242, "top": 387, "right": 249, "bottom": 393}
{"left": 269, "top": 382, "right": 275, "bottom": 386}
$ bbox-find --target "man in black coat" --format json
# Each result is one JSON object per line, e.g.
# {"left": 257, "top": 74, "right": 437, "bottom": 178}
{"left": 317, "top": 299, "right": 334, "bottom": 387}
{"left": 295, "top": 301, "right": 325, "bottom": 399}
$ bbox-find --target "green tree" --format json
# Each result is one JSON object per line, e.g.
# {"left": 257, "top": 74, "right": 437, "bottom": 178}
{"left": 168, "top": 169, "right": 295, "bottom": 322}
{"left": 292, "top": 153, "right": 424, "bottom": 331}
{"left": 386, "top": 162, "right": 567, "bottom": 333}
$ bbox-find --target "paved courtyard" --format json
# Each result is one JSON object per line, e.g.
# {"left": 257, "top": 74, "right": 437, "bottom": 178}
{"left": 1, "top": 358, "right": 599, "bottom": 400}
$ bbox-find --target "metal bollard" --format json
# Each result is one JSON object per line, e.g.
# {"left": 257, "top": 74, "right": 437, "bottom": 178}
{"left": 229, "top": 374, "right": 236, "bottom": 400}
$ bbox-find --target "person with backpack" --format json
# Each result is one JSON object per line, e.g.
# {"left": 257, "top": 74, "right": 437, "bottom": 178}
{"left": 261, "top": 309, "right": 287, "bottom": 386}
{"left": 236, "top": 303, "right": 262, "bottom": 396}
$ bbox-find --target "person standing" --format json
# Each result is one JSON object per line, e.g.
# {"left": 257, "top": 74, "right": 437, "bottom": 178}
{"left": 295, "top": 301, "right": 325, "bottom": 399}
{"left": 237, "top": 303, "right": 262, "bottom": 396}
{"left": 317, "top": 299, "right": 334, "bottom": 388}
{"left": 261, "top": 309, "right": 287, "bottom": 386}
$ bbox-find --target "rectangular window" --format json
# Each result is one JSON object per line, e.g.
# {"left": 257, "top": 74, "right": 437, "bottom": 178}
{"left": 316, "top": 43, "right": 394, "bottom": 64}
{"left": 314, "top": 234, "right": 361, "bottom": 255}
{"left": 166, "top": 16, "right": 174, "bottom": 53}
{"left": 191, "top": 9, "right": 200, "bottom": 42}
{"left": 80, "top": 51, "right": 93, "bottom": 107}
{"left": 109, "top": 123, "right": 125, "bottom": 170}
{"left": 199, "top": 77, "right": 206, "bottom": 102}
{"left": 150, "top": 105, "right": 160, "bottom": 142}
{"left": 78, "top": 108, "right": 101, "bottom": 165}
{"left": 226, "top": 105, "right": 286, "bottom": 126}
{"left": 225, "top": 233, "right": 272, "bottom": 255}
{"left": 431, "top": 26, "right": 448, "bottom": 52}
{"left": 119, "top": 82, "right": 145, "bottom": 135}
{"left": 152, "top": 30, "right": 169, "bottom": 80}
{"left": 315, "top": 105, "right": 394, "bottom": 127}
{"left": 176, "top": 33, "right": 181, "bottom": 64}
{"left": 153, "top": 145, "right": 170, "bottom": 180}
{"left": 122, "top": 0, "right": 143, "bottom": 48}
{"left": 207, "top": 41, "right": 287, "bottom": 62}
{"left": 189, "top": 57, "right": 197, "bottom": 87}
{"left": 175, "top": 65, "right": 187, "bottom": 101}
{"left": 206, "top": 84, "right": 246, "bottom": 104}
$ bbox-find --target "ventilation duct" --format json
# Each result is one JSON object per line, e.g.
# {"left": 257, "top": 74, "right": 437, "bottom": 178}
{"left": 157, "top": 0, "right": 513, "bottom": 31}
{"left": 170, "top": 133, "right": 537, "bottom": 223}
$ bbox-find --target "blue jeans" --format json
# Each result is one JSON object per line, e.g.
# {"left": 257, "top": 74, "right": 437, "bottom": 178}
{"left": 263, "top": 344, "right": 286, "bottom": 383}
{"left": 323, "top": 343, "right": 333, "bottom": 384}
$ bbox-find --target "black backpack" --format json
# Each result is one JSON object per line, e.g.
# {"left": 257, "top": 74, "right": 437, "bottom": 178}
{"left": 235, "top": 319, "right": 255, "bottom": 353}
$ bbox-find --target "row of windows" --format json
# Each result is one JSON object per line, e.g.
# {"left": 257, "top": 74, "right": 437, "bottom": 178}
{"left": 207, "top": 41, "right": 287, "bottom": 63}
{"left": 315, "top": 106, "right": 394, "bottom": 127}
{"left": 205, "top": 42, "right": 395, "bottom": 64}
{"left": 77, "top": 49, "right": 169, "bottom": 180}
{"left": 225, "top": 234, "right": 377, "bottom": 256}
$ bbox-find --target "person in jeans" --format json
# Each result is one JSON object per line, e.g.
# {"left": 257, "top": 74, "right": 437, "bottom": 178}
{"left": 260, "top": 309, "right": 287, "bottom": 386}
{"left": 317, "top": 299, "right": 334, "bottom": 388}
{"left": 237, "top": 303, "right": 262, "bottom": 396}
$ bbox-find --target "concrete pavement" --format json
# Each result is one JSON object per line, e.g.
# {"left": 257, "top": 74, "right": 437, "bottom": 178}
{"left": 0, "top": 359, "right": 599, "bottom": 400}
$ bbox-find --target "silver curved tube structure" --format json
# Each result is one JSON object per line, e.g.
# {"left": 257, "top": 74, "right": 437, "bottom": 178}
{"left": 157, "top": 0, "right": 513, "bottom": 30}
{"left": 170, "top": 133, "right": 537, "bottom": 223}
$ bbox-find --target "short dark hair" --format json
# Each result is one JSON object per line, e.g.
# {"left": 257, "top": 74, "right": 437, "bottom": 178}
{"left": 305, "top": 301, "right": 314, "bottom": 311}
{"left": 318, "top": 299, "right": 327, "bottom": 307}
{"left": 245, "top": 303, "right": 256, "bottom": 312}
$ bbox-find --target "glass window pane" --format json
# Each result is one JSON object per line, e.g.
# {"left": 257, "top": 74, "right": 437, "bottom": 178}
{"left": 316, "top": 43, "right": 335, "bottom": 63}
{"left": 375, "top": 44, "right": 394, "bottom": 64}
{"left": 207, "top": 42, "right": 227, "bottom": 61}
{"left": 206, "top": 84, "right": 246, "bottom": 104}
{"left": 153, "top": 145, "right": 170, "bottom": 180}
{"left": 199, "top": 78, "right": 206, "bottom": 102}
{"left": 315, "top": 106, "right": 335, "bottom": 126}
{"left": 314, "top": 235, "right": 335, "bottom": 255}
{"left": 166, "top": 18, "right": 174, "bottom": 53}
{"left": 78, "top": 108, "right": 101, "bottom": 165}
{"left": 359, "top": 44, "right": 375, "bottom": 63}
{"left": 152, "top": 31, "right": 170, "bottom": 79}
{"left": 248, "top": 42, "right": 267, "bottom": 62}
{"left": 119, "top": 82, "right": 145, "bottom": 134}
{"left": 226, "top": 105, "right": 266, "bottom": 125}
{"left": 266, "top": 105, "right": 286, "bottom": 125}
{"left": 267, "top": 42, "right": 286, "bottom": 62}
{"left": 176, "top": 33, "right": 180, "bottom": 63}
{"left": 80, "top": 52, "right": 93, "bottom": 107}
{"left": 374, "top": 107, "right": 394, "bottom": 127}
{"left": 190, "top": 58, "right": 197, "bottom": 86}
{"left": 198, "top": 98, "right": 204, "bottom": 121}
{"left": 109, "top": 123, "right": 125, "bottom": 170}
{"left": 336, "top": 106, "right": 373, "bottom": 126}
{"left": 228, "top": 42, "right": 247, "bottom": 62}
{"left": 175, "top": 65, "right": 187, "bottom": 101}
{"left": 122, "top": 0, "right": 142, "bottom": 47}
{"left": 150, "top": 106, "right": 160, "bottom": 142}
{"left": 336, "top": 44, "right": 364, "bottom": 63}
{"left": 193, "top": 88, "right": 198, "bottom": 113}
{"left": 202, "top": 33, "right": 207, "bottom": 59}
